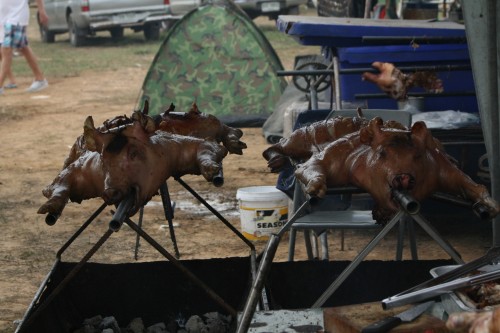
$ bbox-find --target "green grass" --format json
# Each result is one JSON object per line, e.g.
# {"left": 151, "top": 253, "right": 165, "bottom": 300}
{"left": 12, "top": 29, "right": 163, "bottom": 78}
{"left": 11, "top": 7, "right": 317, "bottom": 79}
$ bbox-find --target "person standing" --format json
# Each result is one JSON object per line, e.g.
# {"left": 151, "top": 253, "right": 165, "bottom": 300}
{"left": 0, "top": 0, "right": 49, "bottom": 95}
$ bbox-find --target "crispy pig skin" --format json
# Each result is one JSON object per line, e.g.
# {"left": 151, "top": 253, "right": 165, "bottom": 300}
{"left": 295, "top": 118, "right": 499, "bottom": 223}
{"left": 38, "top": 102, "right": 238, "bottom": 220}
{"left": 83, "top": 112, "right": 227, "bottom": 215}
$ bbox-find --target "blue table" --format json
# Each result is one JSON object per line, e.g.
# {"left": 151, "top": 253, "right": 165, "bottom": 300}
{"left": 276, "top": 15, "right": 466, "bottom": 47}
{"left": 275, "top": 15, "right": 474, "bottom": 112}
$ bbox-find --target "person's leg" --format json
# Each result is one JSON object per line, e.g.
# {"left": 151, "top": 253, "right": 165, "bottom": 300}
{"left": 0, "top": 47, "right": 18, "bottom": 87}
{"left": 19, "top": 46, "right": 44, "bottom": 81}
{"left": 13, "top": 25, "right": 48, "bottom": 92}
{"left": 0, "top": 46, "right": 14, "bottom": 90}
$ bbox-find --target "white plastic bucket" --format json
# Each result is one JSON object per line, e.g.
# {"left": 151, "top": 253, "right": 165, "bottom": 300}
{"left": 236, "top": 186, "right": 288, "bottom": 240}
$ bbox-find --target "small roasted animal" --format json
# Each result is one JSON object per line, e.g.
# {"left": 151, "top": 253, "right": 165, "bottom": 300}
{"left": 362, "top": 61, "right": 443, "bottom": 100}
{"left": 295, "top": 117, "right": 499, "bottom": 223}
{"left": 38, "top": 102, "right": 240, "bottom": 223}
{"left": 83, "top": 111, "right": 227, "bottom": 215}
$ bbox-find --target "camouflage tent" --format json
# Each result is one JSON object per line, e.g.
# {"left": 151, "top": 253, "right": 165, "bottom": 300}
{"left": 137, "top": 0, "right": 288, "bottom": 127}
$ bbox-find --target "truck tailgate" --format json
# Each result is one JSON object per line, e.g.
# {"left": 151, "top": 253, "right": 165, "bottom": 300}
{"left": 88, "top": 0, "right": 166, "bottom": 15}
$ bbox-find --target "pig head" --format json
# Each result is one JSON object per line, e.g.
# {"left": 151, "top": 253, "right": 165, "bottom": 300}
{"left": 84, "top": 113, "right": 228, "bottom": 215}
{"left": 38, "top": 114, "right": 140, "bottom": 222}
{"left": 295, "top": 118, "right": 500, "bottom": 223}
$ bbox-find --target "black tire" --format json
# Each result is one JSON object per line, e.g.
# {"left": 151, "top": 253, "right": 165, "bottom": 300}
{"left": 68, "top": 13, "right": 86, "bottom": 47}
{"left": 144, "top": 23, "right": 160, "bottom": 41}
{"left": 39, "top": 24, "right": 55, "bottom": 43}
{"left": 292, "top": 55, "right": 332, "bottom": 93}
{"left": 109, "top": 27, "right": 124, "bottom": 40}
{"left": 287, "top": 5, "right": 300, "bottom": 15}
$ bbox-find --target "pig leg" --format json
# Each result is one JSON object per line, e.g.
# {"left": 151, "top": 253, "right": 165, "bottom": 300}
{"left": 221, "top": 133, "right": 247, "bottom": 155}
{"left": 448, "top": 179, "right": 499, "bottom": 219}
{"left": 38, "top": 172, "right": 71, "bottom": 218}
{"left": 295, "top": 162, "right": 328, "bottom": 198}
{"left": 434, "top": 152, "right": 500, "bottom": 219}
{"left": 197, "top": 142, "right": 227, "bottom": 183}
{"left": 263, "top": 129, "right": 317, "bottom": 173}
{"left": 221, "top": 127, "right": 247, "bottom": 155}
{"left": 264, "top": 149, "right": 293, "bottom": 173}
{"left": 38, "top": 152, "right": 105, "bottom": 219}
{"left": 199, "top": 160, "right": 223, "bottom": 183}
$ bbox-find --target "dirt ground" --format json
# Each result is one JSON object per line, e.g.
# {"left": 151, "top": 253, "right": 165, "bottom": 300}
{"left": 0, "top": 15, "right": 495, "bottom": 333}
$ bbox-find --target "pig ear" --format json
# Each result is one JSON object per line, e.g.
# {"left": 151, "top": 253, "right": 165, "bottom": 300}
{"left": 411, "top": 121, "right": 436, "bottom": 149}
{"left": 359, "top": 117, "right": 384, "bottom": 144}
{"left": 83, "top": 116, "right": 111, "bottom": 152}
{"left": 122, "top": 121, "right": 151, "bottom": 142}
{"left": 356, "top": 107, "right": 364, "bottom": 119}
{"left": 141, "top": 99, "right": 149, "bottom": 115}
{"left": 131, "top": 111, "right": 156, "bottom": 134}
{"left": 189, "top": 102, "right": 201, "bottom": 114}
{"left": 165, "top": 103, "right": 175, "bottom": 114}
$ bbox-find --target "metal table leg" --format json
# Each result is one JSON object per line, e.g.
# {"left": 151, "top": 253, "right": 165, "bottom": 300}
{"left": 312, "top": 210, "right": 406, "bottom": 308}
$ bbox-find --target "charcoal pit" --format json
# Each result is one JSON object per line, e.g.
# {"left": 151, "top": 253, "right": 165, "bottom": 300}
{"left": 16, "top": 257, "right": 454, "bottom": 333}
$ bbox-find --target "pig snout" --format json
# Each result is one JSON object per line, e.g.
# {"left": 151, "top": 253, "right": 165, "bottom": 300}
{"left": 103, "top": 187, "right": 123, "bottom": 204}
{"left": 391, "top": 173, "right": 415, "bottom": 191}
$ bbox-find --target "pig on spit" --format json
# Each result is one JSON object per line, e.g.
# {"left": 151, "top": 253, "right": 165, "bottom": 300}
{"left": 362, "top": 61, "right": 444, "bottom": 101}
{"left": 294, "top": 117, "right": 500, "bottom": 223}
{"left": 82, "top": 111, "right": 227, "bottom": 215}
{"left": 38, "top": 102, "right": 242, "bottom": 223}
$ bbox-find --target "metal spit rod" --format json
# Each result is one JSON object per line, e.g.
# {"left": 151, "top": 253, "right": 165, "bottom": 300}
{"left": 236, "top": 201, "right": 311, "bottom": 333}
{"left": 382, "top": 268, "right": 500, "bottom": 309}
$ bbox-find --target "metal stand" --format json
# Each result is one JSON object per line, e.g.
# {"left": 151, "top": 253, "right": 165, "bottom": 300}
{"left": 131, "top": 178, "right": 257, "bottom": 261}
{"left": 159, "top": 182, "right": 179, "bottom": 258}
{"left": 236, "top": 190, "right": 464, "bottom": 333}
{"left": 17, "top": 178, "right": 258, "bottom": 333}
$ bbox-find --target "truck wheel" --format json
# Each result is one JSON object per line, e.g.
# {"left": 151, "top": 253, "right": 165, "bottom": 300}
{"left": 68, "top": 13, "right": 85, "bottom": 47}
{"left": 287, "top": 5, "right": 300, "bottom": 15}
{"left": 39, "top": 24, "right": 55, "bottom": 43}
{"left": 110, "top": 27, "right": 124, "bottom": 40}
{"left": 144, "top": 23, "right": 160, "bottom": 41}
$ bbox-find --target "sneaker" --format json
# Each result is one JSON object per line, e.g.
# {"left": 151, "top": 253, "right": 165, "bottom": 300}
{"left": 26, "top": 79, "right": 49, "bottom": 93}
{"left": 5, "top": 83, "right": 17, "bottom": 89}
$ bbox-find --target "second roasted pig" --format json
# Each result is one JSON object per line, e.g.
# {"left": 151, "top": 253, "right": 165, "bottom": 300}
{"left": 295, "top": 117, "right": 499, "bottom": 223}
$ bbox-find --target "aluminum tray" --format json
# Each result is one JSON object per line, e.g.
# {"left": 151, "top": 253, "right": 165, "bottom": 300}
{"left": 430, "top": 264, "right": 500, "bottom": 314}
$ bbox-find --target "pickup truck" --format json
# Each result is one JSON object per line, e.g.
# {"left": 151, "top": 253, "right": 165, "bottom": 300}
{"left": 233, "top": 0, "right": 307, "bottom": 19}
{"left": 39, "top": 0, "right": 199, "bottom": 46}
